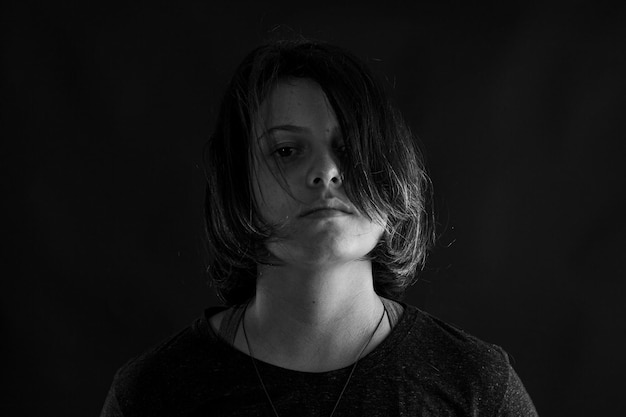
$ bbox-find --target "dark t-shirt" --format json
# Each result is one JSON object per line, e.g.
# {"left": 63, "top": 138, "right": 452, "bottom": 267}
{"left": 100, "top": 303, "right": 538, "bottom": 416}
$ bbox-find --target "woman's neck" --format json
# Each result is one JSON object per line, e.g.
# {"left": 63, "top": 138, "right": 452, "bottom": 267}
{"left": 239, "top": 260, "right": 389, "bottom": 372}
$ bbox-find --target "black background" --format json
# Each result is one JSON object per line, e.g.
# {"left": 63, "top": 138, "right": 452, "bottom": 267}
{"left": 3, "top": 1, "right": 625, "bottom": 416}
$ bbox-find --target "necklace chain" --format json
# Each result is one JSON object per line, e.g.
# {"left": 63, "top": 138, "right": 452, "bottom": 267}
{"left": 241, "top": 300, "right": 387, "bottom": 417}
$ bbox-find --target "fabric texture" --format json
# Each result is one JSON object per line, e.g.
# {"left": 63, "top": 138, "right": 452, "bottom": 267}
{"left": 100, "top": 302, "right": 538, "bottom": 416}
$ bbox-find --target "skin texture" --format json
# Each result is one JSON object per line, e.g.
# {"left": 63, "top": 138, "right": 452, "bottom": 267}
{"left": 212, "top": 78, "right": 391, "bottom": 372}
{"left": 250, "top": 77, "right": 386, "bottom": 267}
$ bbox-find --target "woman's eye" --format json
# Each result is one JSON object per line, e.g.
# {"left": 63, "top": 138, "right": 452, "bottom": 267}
{"left": 274, "top": 146, "right": 296, "bottom": 158}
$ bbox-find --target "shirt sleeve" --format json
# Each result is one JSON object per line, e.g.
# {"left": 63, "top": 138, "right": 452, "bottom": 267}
{"left": 496, "top": 364, "right": 539, "bottom": 417}
{"left": 99, "top": 383, "right": 124, "bottom": 417}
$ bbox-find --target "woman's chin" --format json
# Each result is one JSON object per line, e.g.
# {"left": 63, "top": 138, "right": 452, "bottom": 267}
{"left": 266, "top": 237, "right": 377, "bottom": 267}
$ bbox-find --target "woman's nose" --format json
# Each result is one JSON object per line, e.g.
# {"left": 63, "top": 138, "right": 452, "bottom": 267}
{"left": 307, "top": 151, "right": 342, "bottom": 188}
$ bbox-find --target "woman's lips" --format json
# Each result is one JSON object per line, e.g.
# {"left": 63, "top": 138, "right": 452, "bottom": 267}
{"left": 302, "top": 208, "right": 350, "bottom": 218}
{"left": 299, "top": 198, "right": 354, "bottom": 218}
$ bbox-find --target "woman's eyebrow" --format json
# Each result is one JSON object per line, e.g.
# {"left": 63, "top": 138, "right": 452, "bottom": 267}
{"left": 256, "top": 124, "right": 341, "bottom": 142}
{"left": 266, "top": 124, "right": 309, "bottom": 135}
{"left": 257, "top": 124, "right": 310, "bottom": 142}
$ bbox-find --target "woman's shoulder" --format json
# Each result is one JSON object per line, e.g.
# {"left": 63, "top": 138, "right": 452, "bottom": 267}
{"left": 122, "top": 307, "right": 228, "bottom": 368}
{"left": 402, "top": 304, "right": 509, "bottom": 358}
{"left": 103, "top": 307, "right": 232, "bottom": 415}
{"left": 369, "top": 303, "right": 537, "bottom": 415}
{"left": 392, "top": 304, "right": 514, "bottom": 390}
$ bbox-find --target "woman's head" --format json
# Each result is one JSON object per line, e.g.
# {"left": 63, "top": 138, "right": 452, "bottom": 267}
{"left": 249, "top": 77, "right": 388, "bottom": 271}
{"left": 204, "top": 39, "right": 434, "bottom": 305}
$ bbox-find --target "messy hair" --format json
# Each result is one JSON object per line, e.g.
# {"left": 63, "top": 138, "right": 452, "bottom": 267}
{"left": 204, "top": 39, "right": 434, "bottom": 305}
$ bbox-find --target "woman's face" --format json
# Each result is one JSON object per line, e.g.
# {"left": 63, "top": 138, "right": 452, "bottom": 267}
{"left": 250, "top": 78, "right": 386, "bottom": 266}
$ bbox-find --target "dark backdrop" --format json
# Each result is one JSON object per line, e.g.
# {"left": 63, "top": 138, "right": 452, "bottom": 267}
{"left": 3, "top": 1, "right": 625, "bottom": 416}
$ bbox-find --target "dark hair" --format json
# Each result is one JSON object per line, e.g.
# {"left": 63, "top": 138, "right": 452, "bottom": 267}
{"left": 204, "top": 39, "right": 434, "bottom": 305}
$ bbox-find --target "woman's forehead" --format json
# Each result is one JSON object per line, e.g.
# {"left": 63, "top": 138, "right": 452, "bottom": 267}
{"left": 253, "top": 78, "right": 339, "bottom": 140}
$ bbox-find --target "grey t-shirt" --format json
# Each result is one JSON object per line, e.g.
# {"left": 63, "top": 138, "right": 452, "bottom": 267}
{"left": 100, "top": 302, "right": 538, "bottom": 416}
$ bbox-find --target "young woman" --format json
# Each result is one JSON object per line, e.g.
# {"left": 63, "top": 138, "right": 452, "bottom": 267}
{"left": 101, "top": 40, "right": 538, "bottom": 416}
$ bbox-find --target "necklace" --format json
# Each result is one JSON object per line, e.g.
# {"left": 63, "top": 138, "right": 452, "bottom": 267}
{"left": 241, "top": 300, "right": 387, "bottom": 417}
